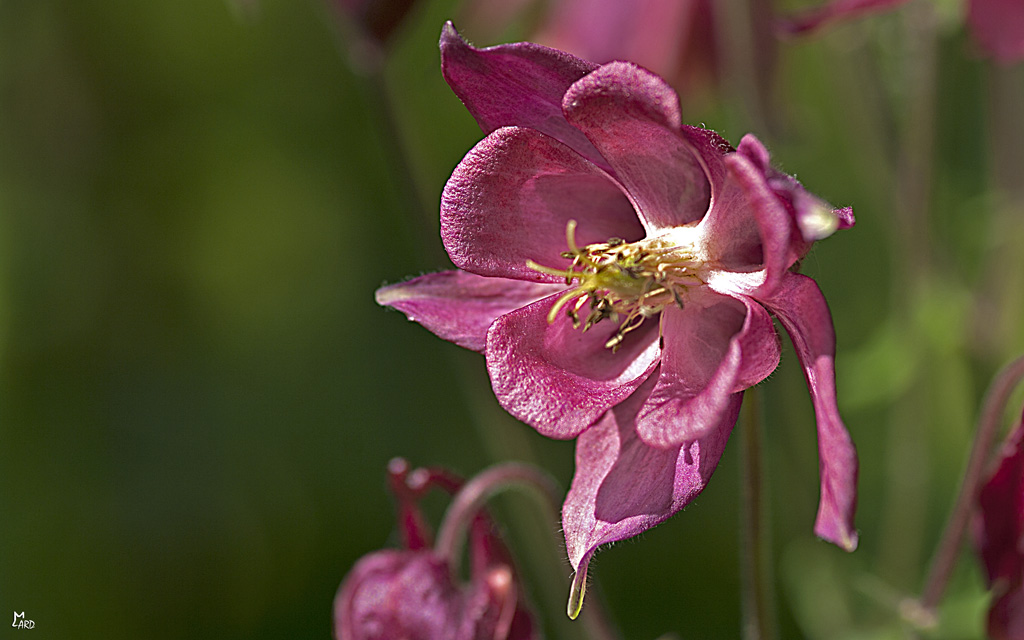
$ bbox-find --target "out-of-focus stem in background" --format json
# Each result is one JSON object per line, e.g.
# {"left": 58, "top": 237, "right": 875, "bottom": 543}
{"left": 914, "top": 354, "right": 1024, "bottom": 617}
{"left": 739, "top": 388, "right": 778, "bottom": 640}
{"left": 875, "top": 0, "right": 939, "bottom": 592}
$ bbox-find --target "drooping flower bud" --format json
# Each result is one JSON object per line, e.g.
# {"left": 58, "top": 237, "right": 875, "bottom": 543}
{"left": 334, "top": 460, "right": 539, "bottom": 640}
{"left": 973, "top": 412, "right": 1024, "bottom": 640}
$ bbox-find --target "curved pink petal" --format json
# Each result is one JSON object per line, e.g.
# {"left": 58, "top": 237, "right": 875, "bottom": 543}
{"left": 376, "top": 270, "right": 564, "bottom": 352}
{"left": 682, "top": 124, "right": 732, "bottom": 189}
{"left": 440, "top": 22, "right": 610, "bottom": 170}
{"left": 562, "top": 62, "right": 712, "bottom": 231}
{"left": 562, "top": 372, "right": 740, "bottom": 573}
{"left": 988, "top": 586, "right": 1024, "bottom": 640}
{"left": 974, "top": 412, "right": 1024, "bottom": 640}
{"left": 636, "top": 291, "right": 779, "bottom": 447}
{"left": 485, "top": 294, "right": 660, "bottom": 440}
{"left": 760, "top": 273, "right": 858, "bottom": 551}
{"left": 700, "top": 135, "right": 800, "bottom": 297}
{"left": 441, "top": 126, "right": 642, "bottom": 282}
{"left": 968, "top": 0, "right": 1024, "bottom": 64}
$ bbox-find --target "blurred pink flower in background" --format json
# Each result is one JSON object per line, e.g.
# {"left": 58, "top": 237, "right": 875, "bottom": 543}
{"left": 335, "top": 459, "right": 538, "bottom": 640}
{"left": 520, "top": 0, "right": 717, "bottom": 100}
{"left": 973, "top": 412, "right": 1024, "bottom": 640}
{"left": 775, "top": 0, "right": 911, "bottom": 36}
{"left": 377, "top": 26, "right": 859, "bottom": 599}
{"left": 967, "top": 0, "right": 1024, "bottom": 63}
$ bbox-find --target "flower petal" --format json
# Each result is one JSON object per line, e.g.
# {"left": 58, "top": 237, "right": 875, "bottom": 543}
{"left": 760, "top": 273, "right": 858, "bottom": 551}
{"left": 562, "top": 372, "right": 740, "bottom": 574}
{"left": 441, "top": 126, "right": 642, "bottom": 282}
{"left": 636, "top": 291, "right": 779, "bottom": 447}
{"left": 376, "top": 270, "right": 563, "bottom": 353}
{"left": 440, "top": 22, "right": 610, "bottom": 170}
{"left": 335, "top": 550, "right": 460, "bottom": 640}
{"left": 562, "top": 62, "right": 712, "bottom": 231}
{"left": 485, "top": 294, "right": 660, "bottom": 440}
{"left": 974, "top": 412, "right": 1024, "bottom": 586}
{"left": 968, "top": 0, "right": 1024, "bottom": 64}
{"left": 713, "top": 135, "right": 799, "bottom": 296}
{"left": 988, "top": 585, "right": 1024, "bottom": 640}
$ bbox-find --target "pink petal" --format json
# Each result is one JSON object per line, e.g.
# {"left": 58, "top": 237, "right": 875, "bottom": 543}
{"left": 562, "top": 62, "right": 713, "bottom": 231}
{"left": 683, "top": 124, "right": 733, "bottom": 187}
{"left": 562, "top": 372, "right": 740, "bottom": 573}
{"left": 770, "top": 173, "right": 852, "bottom": 242}
{"left": 335, "top": 550, "right": 460, "bottom": 640}
{"left": 776, "top": 0, "right": 911, "bottom": 37}
{"left": 968, "top": 0, "right": 1024, "bottom": 64}
{"left": 375, "top": 270, "right": 563, "bottom": 353}
{"left": 440, "top": 22, "right": 610, "bottom": 170}
{"left": 485, "top": 294, "right": 661, "bottom": 440}
{"left": 441, "top": 126, "right": 642, "bottom": 282}
{"left": 637, "top": 291, "right": 780, "bottom": 447}
{"left": 988, "top": 585, "right": 1024, "bottom": 640}
{"left": 718, "top": 135, "right": 800, "bottom": 296}
{"left": 733, "top": 137, "right": 794, "bottom": 292}
{"left": 974, "top": 411, "right": 1024, "bottom": 640}
{"left": 760, "top": 273, "right": 858, "bottom": 551}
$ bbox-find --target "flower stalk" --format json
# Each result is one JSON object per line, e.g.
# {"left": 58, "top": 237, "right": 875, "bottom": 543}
{"left": 435, "top": 462, "right": 561, "bottom": 567}
{"left": 739, "top": 387, "right": 777, "bottom": 640}
{"left": 915, "top": 354, "right": 1024, "bottom": 616}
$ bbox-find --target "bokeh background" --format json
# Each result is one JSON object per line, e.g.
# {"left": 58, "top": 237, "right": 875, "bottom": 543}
{"left": 2, "top": 0, "right": 1023, "bottom": 638}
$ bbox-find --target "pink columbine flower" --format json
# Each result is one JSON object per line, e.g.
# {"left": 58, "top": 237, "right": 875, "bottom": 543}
{"left": 335, "top": 459, "right": 538, "bottom": 640}
{"left": 973, "top": 412, "right": 1024, "bottom": 640}
{"left": 377, "top": 24, "right": 858, "bottom": 594}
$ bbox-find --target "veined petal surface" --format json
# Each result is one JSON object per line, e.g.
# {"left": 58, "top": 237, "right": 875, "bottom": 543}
{"left": 486, "top": 294, "right": 660, "bottom": 439}
{"left": 562, "top": 373, "right": 740, "bottom": 574}
{"left": 563, "top": 62, "right": 712, "bottom": 231}
{"left": 441, "top": 126, "right": 642, "bottom": 282}
{"left": 636, "top": 291, "right": 779, "bottom": 447}
{"left": 440, "top": 22, "right": 610, "bottom": 169}
{"left": 376, "top": 270, "right": 563, "bottom": 352}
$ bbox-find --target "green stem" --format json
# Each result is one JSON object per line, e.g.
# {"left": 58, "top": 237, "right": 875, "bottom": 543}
{"left": 740, "top": 387, "right": 777, "bottom": 640}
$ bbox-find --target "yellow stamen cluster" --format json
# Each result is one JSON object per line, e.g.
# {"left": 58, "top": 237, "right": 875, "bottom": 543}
{"left": 527, "top": 220, "right": 704, "bottom": 351}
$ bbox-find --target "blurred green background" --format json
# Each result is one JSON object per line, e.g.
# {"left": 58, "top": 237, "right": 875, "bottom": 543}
{"left": 1, "top": 0, "right": 1023, "bottom": 638}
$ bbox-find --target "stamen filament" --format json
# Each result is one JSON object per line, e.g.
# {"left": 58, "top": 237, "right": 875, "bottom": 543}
{"left": 547, "top": 287, "right": 587, "bottom": 324}
{"left": 525, "top": 259, "right": 573, "bottom": 279}
{"left": 526, "top": 219, "right": 705, "bottom": 351}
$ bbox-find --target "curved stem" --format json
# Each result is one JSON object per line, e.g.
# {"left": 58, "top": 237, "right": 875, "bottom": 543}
{"left": 433, "top": 461, "right": 621, "bottom": 640}
{"left": 917, "top": 353, "right": 1024, "bottom": 614}
{"left": 434, "top": 462, "right": 561, "bottom": 566}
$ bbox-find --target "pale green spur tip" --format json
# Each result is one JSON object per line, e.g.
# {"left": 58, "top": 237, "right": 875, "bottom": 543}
{"left": 566, "top": 565, "right": 588, "bottom": 620}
